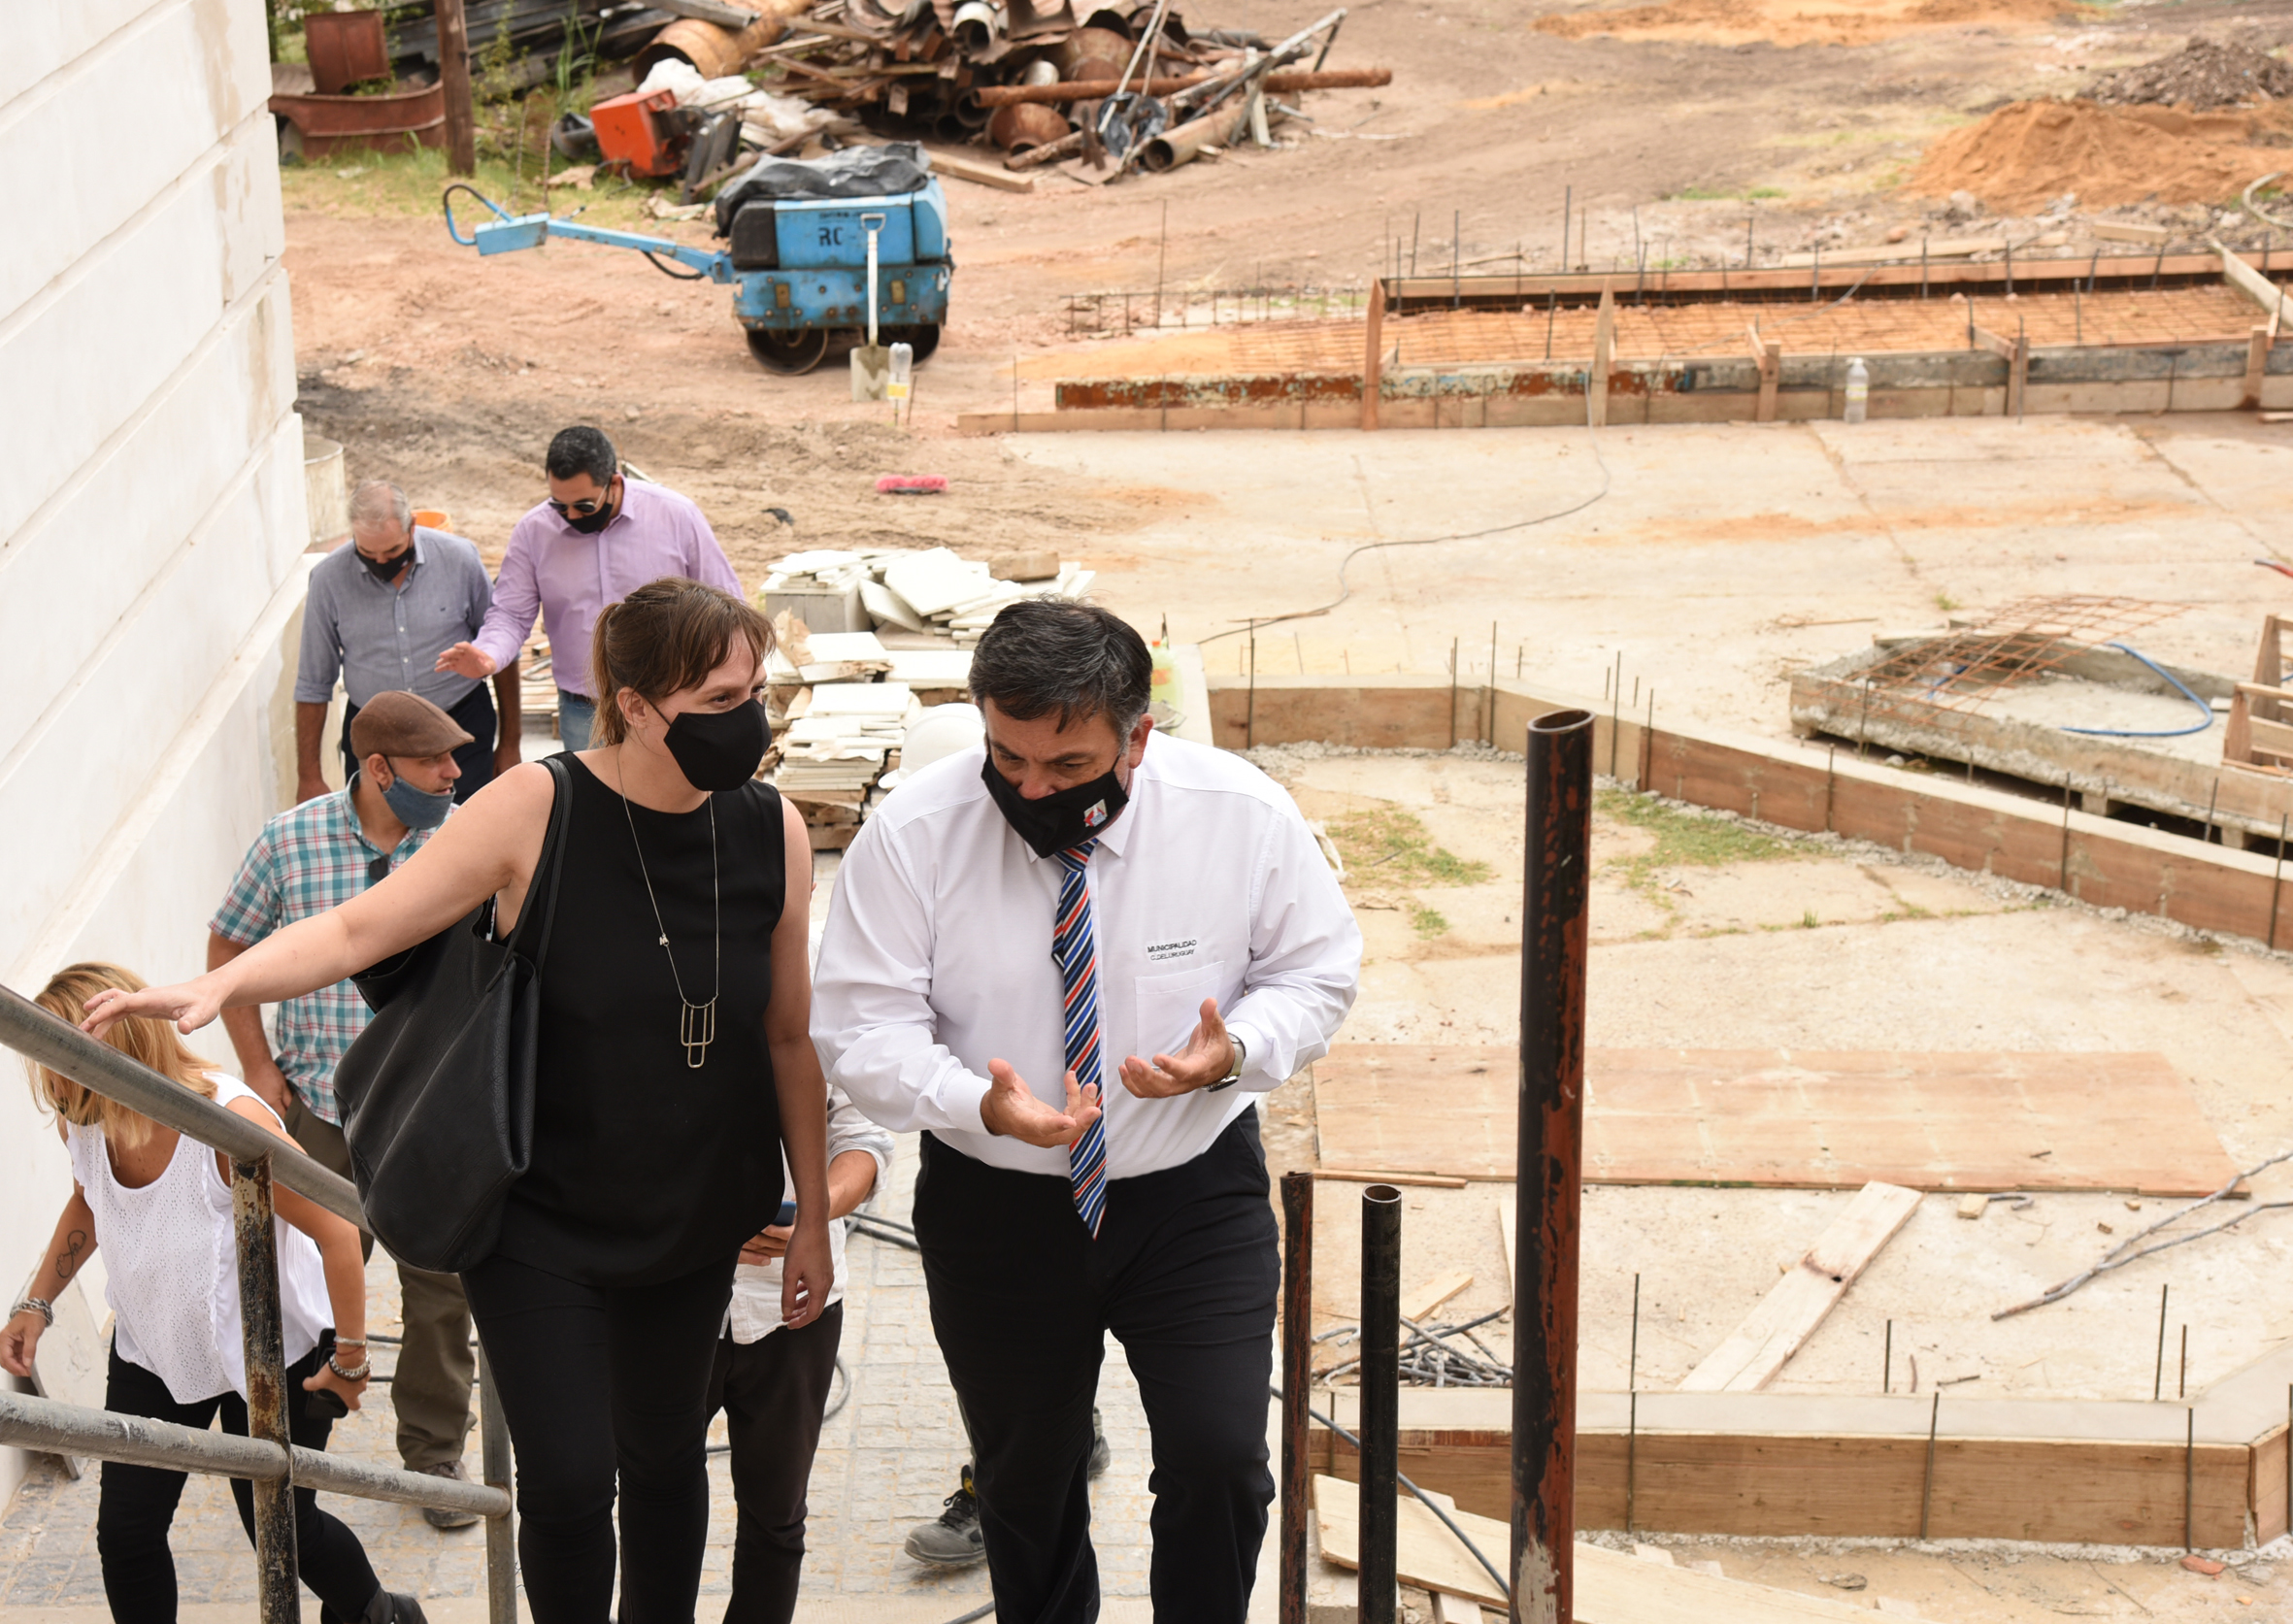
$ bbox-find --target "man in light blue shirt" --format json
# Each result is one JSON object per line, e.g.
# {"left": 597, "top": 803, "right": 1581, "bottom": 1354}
{"left": 294, "top": 480, "right": 520, "bottom": 803}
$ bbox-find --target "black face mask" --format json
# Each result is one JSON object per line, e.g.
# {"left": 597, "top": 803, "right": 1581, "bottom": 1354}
{"left": 359, "top": 547, "right": 408, "bottom": 583}
{"left": 560, "top": 481, "right": 619, "bottom": 534}
{"left": 980, "top": 756, "right": 1128, "bottom": 859}
{"left": 663, "top": 699, "right": 770, "bottom": 791}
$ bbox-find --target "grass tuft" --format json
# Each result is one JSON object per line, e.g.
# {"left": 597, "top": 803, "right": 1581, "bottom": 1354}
{"left": 1325, "top": 809, "right": 1493, "bottom": 888}
{"left": 1598, "top": 788, "right": 1800, "bottom": 895}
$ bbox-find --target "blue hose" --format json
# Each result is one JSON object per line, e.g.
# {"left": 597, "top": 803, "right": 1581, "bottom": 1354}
{"left": 2057, "top": 643, "right": 2217, "bottom": 739}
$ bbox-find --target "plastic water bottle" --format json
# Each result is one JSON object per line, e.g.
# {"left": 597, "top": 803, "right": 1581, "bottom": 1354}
{"left": 887, "top": 342, "right": 914, "bottom": 424}
{"left": 1844, "top": 356, "right": 1869, "bottom": 424}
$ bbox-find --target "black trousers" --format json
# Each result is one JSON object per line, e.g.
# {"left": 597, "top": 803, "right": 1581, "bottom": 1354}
{"left": 704, "top": 1302, "right": 845, "bottom": 1624}
{"left": 915, "top": 1110, "right": 1279, "bottom": 1624}
{"left": 340, "top": 682, "right": 497, "bottom": 802}
{"left": 97, "top": 1342, "right": 382, "bottom": 1623}
{"left": 462, "top": 1250, "right": 737, "bottom": 1624}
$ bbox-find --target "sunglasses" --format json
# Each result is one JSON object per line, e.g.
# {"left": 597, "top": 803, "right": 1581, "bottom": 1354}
{"left": 547, "top": 481, "right": 615, "bottom": 518}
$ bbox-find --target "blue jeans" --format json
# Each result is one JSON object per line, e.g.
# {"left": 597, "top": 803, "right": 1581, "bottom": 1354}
{"left": 558, "top": 689, "right": 596, "bottom": 751}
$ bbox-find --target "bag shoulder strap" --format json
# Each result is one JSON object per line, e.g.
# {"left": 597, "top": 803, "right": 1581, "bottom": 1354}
{"left": 508, "top": 755, "right": 575, "bottom": 973}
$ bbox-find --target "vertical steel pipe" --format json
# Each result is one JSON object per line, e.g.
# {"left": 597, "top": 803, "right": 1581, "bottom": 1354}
{"left": 232, "top": 1155, "right": 300, "bottom": 1621}
{"left": 1279, "top": 1172, "right": 1314, "bottom": 1624}
{"left": 480, "top": 1347, "right": 518, "bottom": 1624}
{"left": 1358, "top": 1183, "right": 1403, "bottom": 1624}
{"left": 1513, "top": 708, "right": 1593, "bottom": 1624}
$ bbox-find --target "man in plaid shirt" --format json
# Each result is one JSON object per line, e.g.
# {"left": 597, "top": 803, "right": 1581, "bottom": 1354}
{"left": 207, "top": 692, "right": 484, "bottom": 1527}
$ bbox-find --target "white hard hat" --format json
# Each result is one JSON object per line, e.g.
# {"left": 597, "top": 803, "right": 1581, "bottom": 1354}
{"left": 882, "top": 701, "right": 984, "bottom": 793}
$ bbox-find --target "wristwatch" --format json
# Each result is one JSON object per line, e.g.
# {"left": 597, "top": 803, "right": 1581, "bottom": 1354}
{"left": 1208, "top": 1034, "right": 1246, "bottom": 1093}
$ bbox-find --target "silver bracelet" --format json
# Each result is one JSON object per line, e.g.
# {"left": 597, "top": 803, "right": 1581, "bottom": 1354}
{"left": 10, "top": 1297, "right": 54, "bottom": 1328}
{"left": 326, "top": 1349, "right": 372, "bottom": 1381}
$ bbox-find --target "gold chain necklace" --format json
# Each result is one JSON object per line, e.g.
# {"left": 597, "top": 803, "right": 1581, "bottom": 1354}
{"left": 617, "top": 746, "right": 720, "bottom": 1069}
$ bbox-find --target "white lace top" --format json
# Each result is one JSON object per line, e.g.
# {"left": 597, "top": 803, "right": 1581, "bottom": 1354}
{"left": 67, "top": 1074, "right": 333, "bottom": 1404}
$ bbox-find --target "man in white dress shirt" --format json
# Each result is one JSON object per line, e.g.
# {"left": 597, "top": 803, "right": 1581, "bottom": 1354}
{"left": 812, "top": 600, "right": 1361, "bottom": 1623}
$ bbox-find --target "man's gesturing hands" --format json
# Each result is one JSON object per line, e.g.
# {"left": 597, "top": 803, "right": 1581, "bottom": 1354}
{"left": 980, "top": 999, "right": 1240, "bottom": 1142}
{"left": 980, "top": 1059, "right": 1102, "bottom": 1146}
{"left": 1118, "top": 998, "right": 1237, "bottom": 1099}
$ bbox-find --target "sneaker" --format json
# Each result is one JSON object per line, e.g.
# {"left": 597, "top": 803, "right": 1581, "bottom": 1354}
{"left": 362, "top": 1588, "right": 431, "bottom": 1624}
{"left": 1088, "top": 1407, "right": 1111, "bottom": 1479}
{"left": 416, "top": 1460, "right": 482, "bottom": 1531}
{"left": 905, "top": 1464, "right": 985, "bottom": 1567}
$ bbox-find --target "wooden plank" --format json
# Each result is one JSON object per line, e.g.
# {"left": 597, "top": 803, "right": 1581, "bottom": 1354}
{"left": 925, "top": 149, "right": 1037, "bottom": 192}
{"left": 1402, "top": 1270, "right": 1475, "bottom": 1323}
{"left": 2245, "top": 324, "right": 2272, "bottom": 411}
{"left": 1430, "top": 1593, "right": 1495, "bottom": 1624}
{"left": 2214, "top": 238, "right": 2293, "bottom": 328}
{"left": 1361, "top": 271, "right": 1384, "bottom": 432}
{"left": 1313, "top": 1473, "right": 1507, "bottom": 1607}
{"left": 1497, "top": 1200, "right": 1515, "bottom": 1300}
{"left": 1590, "top": 283, "right": 1615, "bottom": 428}
{"left": 1313, "top": 1045, "right": 2239, "bottom": 1195}
{"left": 1320, "top": 1424, "right": 2253, "bottom": 1544}
{"left": 1677, "top": 1182, "right": 1920, "bottom": 1392}
{"left": 1313, "top": 1168, "right": 1470, "bottom": 1189}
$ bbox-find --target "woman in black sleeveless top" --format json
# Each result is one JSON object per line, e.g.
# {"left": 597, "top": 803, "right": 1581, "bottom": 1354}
{"left": 90, "top": 580, "right": 832, "bottom": 1624}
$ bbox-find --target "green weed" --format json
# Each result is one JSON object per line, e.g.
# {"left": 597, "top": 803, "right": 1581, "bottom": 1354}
{"left": 1410, "top": 904, "right": 1451, "bottom": 940}
{"left": 1598, "top": 788, "right": 1800, "bottom": 895}
{"left": 1324, "top": 809, "right": 1492, "bottom": 887}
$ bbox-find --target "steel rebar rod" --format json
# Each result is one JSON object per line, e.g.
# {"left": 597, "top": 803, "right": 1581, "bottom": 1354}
{"left": 1279, "top": 1172, "right": 1314, "bottom": 1624}
{"left": 1514, "top": 707, "right": 1593, "bottom": 1624}
{"left": 1359, "top": 1183, "right": 1403, "bottom": 1624}
{"left": 0, "top": 1391, "right": 510, "bottom": 1515}
{"left": 0, "top": 984, "right": 362, "bottom": 1226}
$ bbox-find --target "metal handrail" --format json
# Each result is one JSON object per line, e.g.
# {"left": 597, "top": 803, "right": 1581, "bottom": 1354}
{"left": 0, "top": 1391, "right": 508, "bottom": 1514}
{"left": 0, "top": 982, "right": 516, "bottom": 1621}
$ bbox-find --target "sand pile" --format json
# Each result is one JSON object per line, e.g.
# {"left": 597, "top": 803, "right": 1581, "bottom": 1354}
{"left": 1535, "top": 0, "right": 2085, "bottom": 50}
{"left": 1909, "top": 98, "right": 2293, "bottom": 212}
{"left": 2089, "top": 39, "right": 2293, "bottom": 111}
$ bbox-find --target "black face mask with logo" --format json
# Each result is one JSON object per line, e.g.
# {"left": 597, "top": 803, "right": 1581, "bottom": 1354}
{"left": 980, "top": 757, "right": 1129, "bottom": 859}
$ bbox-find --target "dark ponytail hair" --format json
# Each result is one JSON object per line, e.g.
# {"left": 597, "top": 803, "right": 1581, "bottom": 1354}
{"left": 589, "top": 578, "right": 775, "bottom": 746}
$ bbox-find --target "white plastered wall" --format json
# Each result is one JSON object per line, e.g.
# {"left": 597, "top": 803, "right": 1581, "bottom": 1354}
{"left": 0, "top": 0, "right": 310, "bottom": 1506}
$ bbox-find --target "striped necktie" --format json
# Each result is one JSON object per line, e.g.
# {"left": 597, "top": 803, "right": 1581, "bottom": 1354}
{"left": 1054, "top": 841, "right": 1110, "bottom": 1238}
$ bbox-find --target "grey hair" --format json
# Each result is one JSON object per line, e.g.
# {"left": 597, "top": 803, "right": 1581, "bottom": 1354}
{"left": 969, "top": 599, "right": 1151, "bottom": 740}
{"left": 349, "top": 480, "right": 412, "bottom": 535}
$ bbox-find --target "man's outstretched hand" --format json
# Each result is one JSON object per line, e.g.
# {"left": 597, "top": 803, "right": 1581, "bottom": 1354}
{"left": 980, "top": 1059, "right": 1101, "bottom": 1146}
{"left": 1119, "top": 998, "right": 1236, "bottom": 1099}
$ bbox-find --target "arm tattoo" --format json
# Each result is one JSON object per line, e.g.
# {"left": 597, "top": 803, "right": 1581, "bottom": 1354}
{"left": 54, "top": 1229, "right": 88, "bottom": 1283}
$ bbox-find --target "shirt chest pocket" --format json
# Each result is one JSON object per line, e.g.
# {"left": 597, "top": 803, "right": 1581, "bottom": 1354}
{"left": 1132, "top": 960, "right": 1226, "bottom": 1062}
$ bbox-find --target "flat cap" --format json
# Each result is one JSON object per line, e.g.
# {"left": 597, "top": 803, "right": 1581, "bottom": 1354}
{"left": 349, "top": 691, "right": 474, "bottom": 760}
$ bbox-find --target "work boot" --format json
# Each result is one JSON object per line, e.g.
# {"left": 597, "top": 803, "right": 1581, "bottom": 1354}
{"left": 416, "top": 1460, "right": 482, "bottom": 1530}
{"left": 362, "top": 1587, "right": 431, "bottom": 1624}
{"left": 1089, "top": 1406, "right": 1111, "bottom": 1478}
{"left": 905, "top": 1464, "right": 985, "bottom": 1567}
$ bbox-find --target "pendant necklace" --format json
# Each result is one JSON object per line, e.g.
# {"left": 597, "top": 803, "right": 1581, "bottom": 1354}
{"left": 619, "top": 746, "right": 720, "bottom": 1069}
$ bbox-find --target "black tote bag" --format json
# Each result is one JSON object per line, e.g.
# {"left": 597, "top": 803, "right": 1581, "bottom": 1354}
{"left": 332, "top": 755, "right": 572, "bottom": 1273}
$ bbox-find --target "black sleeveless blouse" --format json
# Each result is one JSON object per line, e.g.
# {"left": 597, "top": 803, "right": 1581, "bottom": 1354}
{"left": 494, "top": 755, "right": 786, "bottom": 1286}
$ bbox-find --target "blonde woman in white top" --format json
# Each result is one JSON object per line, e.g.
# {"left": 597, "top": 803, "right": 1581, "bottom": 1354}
{"left": 0, "top": 963, "right": 427, "bottom": 1624}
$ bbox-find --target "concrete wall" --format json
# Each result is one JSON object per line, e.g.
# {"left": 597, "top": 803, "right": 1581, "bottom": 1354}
{"left": 0, "top": 0, "right": 309, "bottom": 1505}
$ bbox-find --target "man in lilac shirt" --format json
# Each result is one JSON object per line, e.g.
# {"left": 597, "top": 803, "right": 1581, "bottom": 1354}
{"left": 436, "top": 425, "right": 743, "bottom": 748}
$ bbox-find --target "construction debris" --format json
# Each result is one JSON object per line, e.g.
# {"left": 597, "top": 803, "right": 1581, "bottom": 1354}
{"left": 2087, "top": 38, "right": 2293, "bottom": 112}
{"left": 633, "top": 0, "right": 1382, "bottom": 185}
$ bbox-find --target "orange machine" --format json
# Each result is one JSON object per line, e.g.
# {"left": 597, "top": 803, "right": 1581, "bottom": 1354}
{"left": 589, "top": 88, "right": 690, "bottom": 179}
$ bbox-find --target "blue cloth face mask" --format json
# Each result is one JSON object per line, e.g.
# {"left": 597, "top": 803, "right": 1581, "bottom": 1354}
{"left": 379, "top": 769, "right": 454, "bottom": 830}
